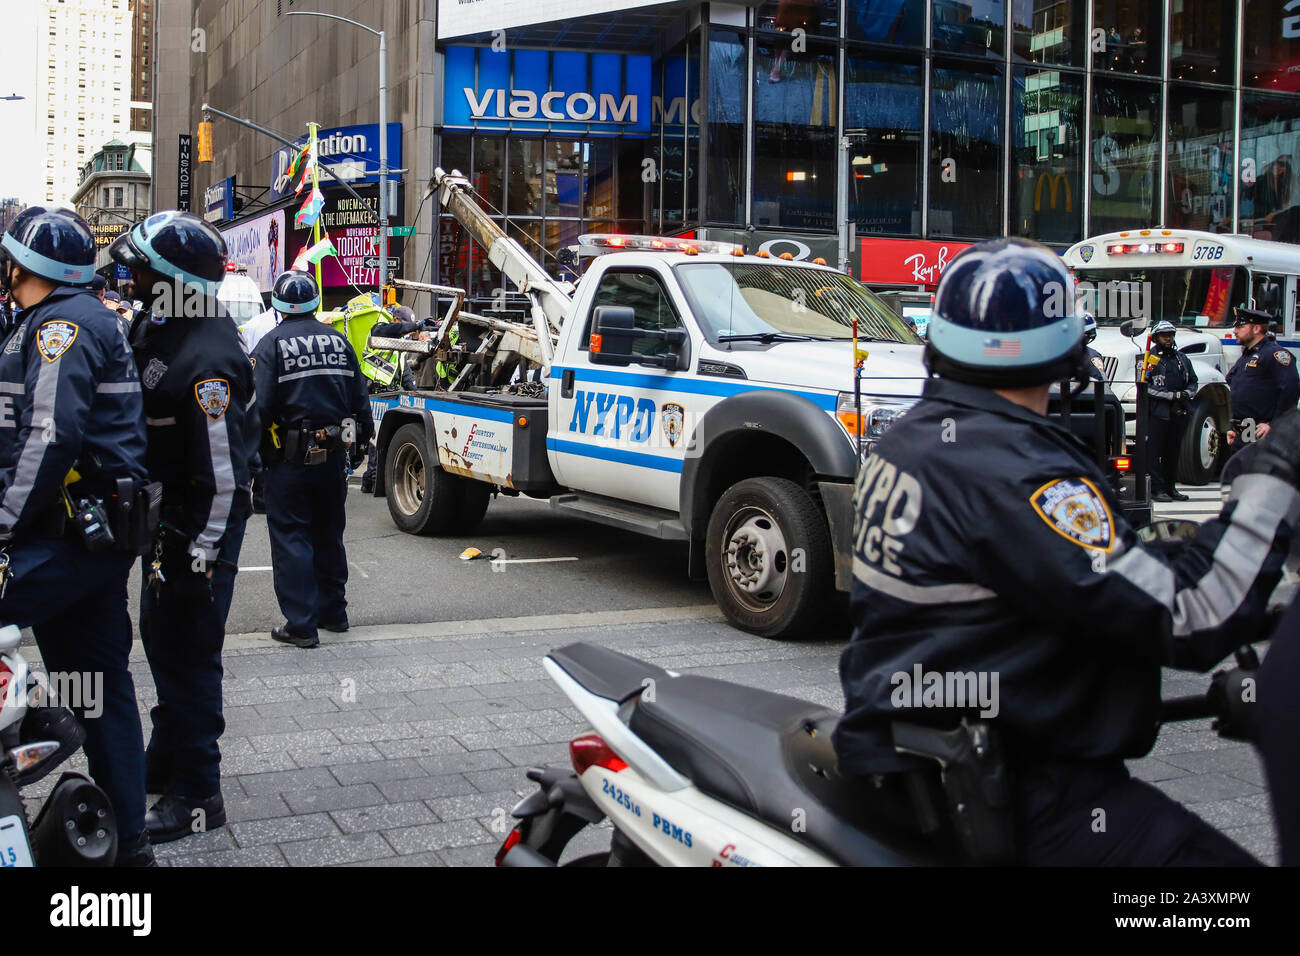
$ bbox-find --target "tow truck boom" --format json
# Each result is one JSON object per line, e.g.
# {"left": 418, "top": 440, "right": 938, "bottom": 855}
{"left": 432, "top": 167, "right": 574, "bottom": 366}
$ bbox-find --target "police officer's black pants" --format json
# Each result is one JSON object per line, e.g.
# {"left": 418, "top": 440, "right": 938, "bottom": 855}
{"left": 139, "top": 518, "right": 246, "bottom": 800}
{"left": 1146, "top": 411, "right": 1186, "bottom": 492}
{"left": 265, "top": 454, "right": 348, "bottom": 640}
{"left": 0, "top": 541, "right": 145, "bottom": 837}
{"left": 1257, "top": 598, "right": 1300, "bottom": 866}
{"left": 1016, "top": 759, "right": 1259, "bottom": 866}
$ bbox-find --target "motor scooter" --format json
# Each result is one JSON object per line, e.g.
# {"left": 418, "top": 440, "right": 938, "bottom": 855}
{"left": 496, "top": 639, "right": 1261, "bottom": 867}
{"left": 0, "top": 624, "right": 118, "bottom": 867}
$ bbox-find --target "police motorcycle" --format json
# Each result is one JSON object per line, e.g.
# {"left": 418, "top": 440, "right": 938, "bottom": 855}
{"left": 494, "top": 625, "right": 1264, "bottom": 867}
{"left": 0, "top": 624, "right": 119, "bottom": 867}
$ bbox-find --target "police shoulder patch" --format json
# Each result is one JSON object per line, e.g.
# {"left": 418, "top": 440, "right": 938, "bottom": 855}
{"left": 1276, "top": 349, "right": 1293, "bottom": 366}
{"left": 36, "top": 321, "right": 79, "bottom": 362}
{"left": 194, "top": 378, "right": 231, "bottom": 422}
{"left": 1030, "top": 477, "right": 1116, "bottom": 554}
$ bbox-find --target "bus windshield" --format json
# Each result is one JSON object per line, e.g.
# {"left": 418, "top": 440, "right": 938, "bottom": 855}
{"left": 1073, "top": 266, "right": 1248, "bottom": 329}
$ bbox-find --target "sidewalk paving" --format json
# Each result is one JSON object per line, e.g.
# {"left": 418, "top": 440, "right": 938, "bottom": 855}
{"left": 26, "top": 614, "right": 1278, "bottom": 866}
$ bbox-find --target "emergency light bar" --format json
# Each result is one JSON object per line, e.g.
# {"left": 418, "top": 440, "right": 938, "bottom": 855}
{"left": 578, "top": 234, "right": 745, "bottom": 257}
{"left": 1107, "top": 242, "right": 1185, "bottom": 256}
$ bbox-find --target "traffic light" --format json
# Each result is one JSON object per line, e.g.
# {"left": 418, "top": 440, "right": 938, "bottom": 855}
{"left": 196, "top": 120, "right": 213, "bottom": 163}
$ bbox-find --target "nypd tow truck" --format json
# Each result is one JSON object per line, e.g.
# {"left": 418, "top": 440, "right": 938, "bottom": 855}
{"left": 367, "top": 169, "right": 927, "bottom": 640}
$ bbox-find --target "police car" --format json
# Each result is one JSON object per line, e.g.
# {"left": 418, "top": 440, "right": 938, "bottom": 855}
{"left": 372, "top": 234, "right": 928, "bottom": 639}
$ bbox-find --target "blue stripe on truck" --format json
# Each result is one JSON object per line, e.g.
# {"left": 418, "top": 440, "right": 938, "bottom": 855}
{"left": 546, "top": 437, "right": 684, "bottom": 473}
{"left": 551, "top": 366, "right": 839, "bottom": 411}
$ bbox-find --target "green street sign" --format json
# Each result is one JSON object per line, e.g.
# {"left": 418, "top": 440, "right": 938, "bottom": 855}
{"left": 388, "top": 226, "right": 416, "bottom": 237}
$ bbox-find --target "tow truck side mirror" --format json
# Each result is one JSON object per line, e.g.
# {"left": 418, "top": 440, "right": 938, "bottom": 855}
{"left": 590, "top": 306, "right": 637, "bottom": 366}
{"left": 589, "top": 307, "right": 689, "bottom": 370}
{"left": 1120, "top": 317, "right": 1150, "bottom": 338}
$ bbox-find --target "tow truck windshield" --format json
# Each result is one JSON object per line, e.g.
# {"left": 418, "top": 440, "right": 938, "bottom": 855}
{"left": 675, "top": 262, "right": 921, "bottom": 346}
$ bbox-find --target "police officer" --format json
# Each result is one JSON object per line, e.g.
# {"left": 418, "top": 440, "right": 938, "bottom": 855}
{"left": 252, "top": 271, "right": 372, "bottom": 649}
{"left": 1144, "top": 319, "right": 1197, "bottom": 502}
{"left": 835, "top": 237, "right": 1300, "bottom": 866}
{"left": 110, "top": 211, "right": 257, "bottom": 844}
{"left": 1226, "top": 306, "right": 1300, "bottom": 450}
{"left": 1081, "top": 311, "right": 1105, "bottom": 382}
{"left": 0, "top": 208, "right": 154, "bottom": 864}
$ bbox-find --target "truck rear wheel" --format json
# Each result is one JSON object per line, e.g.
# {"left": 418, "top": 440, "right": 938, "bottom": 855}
{"left": 1176, "top": 393, "right": 1223, "bottom": 485}
{"left": 384, "top": 422, "right": 461, "bottom": 535}
{"left": 705, "top": 477, "right": 833, "bottom": 640}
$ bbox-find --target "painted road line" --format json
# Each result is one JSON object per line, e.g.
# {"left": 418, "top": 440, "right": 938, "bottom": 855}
{"left": 487, "top": 556, "right": 580, "bottom": 565}
{"left": 240, "top": 566, "right": 274, "bottom": 572}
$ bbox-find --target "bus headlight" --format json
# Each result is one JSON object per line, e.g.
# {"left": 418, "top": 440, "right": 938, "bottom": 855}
{"left": 836, "top": 394, "right": 912, "bottom": 455}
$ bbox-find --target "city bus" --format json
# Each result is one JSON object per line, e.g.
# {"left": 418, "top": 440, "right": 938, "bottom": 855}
{"left": 1062, "top": 229, "right": 1300, "bottom": 482}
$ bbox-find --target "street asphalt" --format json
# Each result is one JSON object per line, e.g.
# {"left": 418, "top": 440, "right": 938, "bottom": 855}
{"left": 20, "top": 480, "right": 1280, "bottom": 866}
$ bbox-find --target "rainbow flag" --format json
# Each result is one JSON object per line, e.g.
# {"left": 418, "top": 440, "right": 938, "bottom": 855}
{"left": 286, "top": 142, "right": 311, "bottom": 178}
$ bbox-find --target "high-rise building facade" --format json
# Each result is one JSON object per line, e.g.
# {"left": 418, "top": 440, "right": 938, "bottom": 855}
{"left": 37, "top": 0, "right": 133, "bottom": 204}
{"left": 130, "top": 0, "right": 153, "bottom": 132}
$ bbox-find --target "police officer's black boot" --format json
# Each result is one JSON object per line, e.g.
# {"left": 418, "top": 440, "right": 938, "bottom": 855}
{"left": 144, "top": 793, "right": 226, "bottom": 844}
{"left": 272, "top": 624, "right": 319, "bottom": 649}
{"left": 116, "top": 830, "right": 157, "bottom": 867}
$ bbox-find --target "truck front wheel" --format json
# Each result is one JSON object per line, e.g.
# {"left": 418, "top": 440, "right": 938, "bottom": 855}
{"left": 384, "top": 422, "right": 462, "bottom": 535}
{"left": 1176, "top": 393, "right": 1224, "bottom": 485}
{"left": 705, "top": 477, "right": 833, "bottom": 640}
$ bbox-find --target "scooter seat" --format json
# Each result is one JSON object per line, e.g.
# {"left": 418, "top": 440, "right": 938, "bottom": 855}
{"left": 627, "top": 671, "right": 954, "bottom": 866}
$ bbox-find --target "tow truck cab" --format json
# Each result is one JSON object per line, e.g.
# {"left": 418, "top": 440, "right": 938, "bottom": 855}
{"left": 373, "top": 234, "right": 928, "bottom": 639}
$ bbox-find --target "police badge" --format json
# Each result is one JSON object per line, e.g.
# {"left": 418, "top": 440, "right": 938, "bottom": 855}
{"left": 1030, "top": 477, "right": 1115, "bottom": 553}
{"left": 1079, "top": 245, "right": 1094, "bottom": 263}
{"left": 142, "top": 358, "right": 168, "bottom": 389}
{"left": 36, "top": 321, "right": 78, "bottom": 362}
{"left": 661, "top": 403, "right": 685, "bottom": 448}
{"left": 194, "top": 378, "right": 231, "bottom": 422}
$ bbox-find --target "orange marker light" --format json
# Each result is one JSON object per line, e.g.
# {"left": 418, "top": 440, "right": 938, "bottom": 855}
{"left": 813, "top": 257, "right": 827, "bottom": 265}
{"left": 779, "top": 252, "right": 794, "bottom": 260}
{"left": 590, "top": 334, "right": 603, "bottom": 353}
{"left": 756, "top": 250, "right": 771, "bottom": 258}
{"left": 1113, "top": 457, "right": 1132, "bottom": 472}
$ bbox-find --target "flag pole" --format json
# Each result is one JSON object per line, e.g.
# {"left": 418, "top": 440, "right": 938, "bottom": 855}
{"left": 309, "top": 122, "right": 322, "bottom": 314}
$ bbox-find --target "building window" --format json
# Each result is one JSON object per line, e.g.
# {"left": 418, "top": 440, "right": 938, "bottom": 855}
{"left": 1089, "top": 75, "right": 1160, "bottom": 233}
{"left": 752, "top": 38, "right": 838, "bottom": 231}
{"left": 929, "top": 60, "right": 1004, "bottom": 238}
{"left": 932, "top": 0, "right": 1006, "bottom": 60}
{"left": 706, "top": 29, "right": 745, "bottom": 225}
{"left": 1166, "top": 84, "right": 1234, "bottom": 232}
{"left": 1170, "top": 0, "right": 1236, "bottom": 84}
{"left": 1239, "top": 92, "right": 1300, "bottom": 241}
{"left": 844, "top": 0, "right": 925, "bottom": 46}
{"left": 845, "top": 53, "right": 923, "bottom": 236}
{"left": 1092, "top": 1, "right": 1161, "bottom": 77}
{"left": 755, "top": 1, "right": 838, "bottom": 41}
{"left": 1011, "top": 68, "right": 1084, "bottom": 244}
{"left": 1012, "top": 0, "right": 1086, "bottom": 68}
{"left": 1243, "top": 0, "right": 1300, "bottom": 88}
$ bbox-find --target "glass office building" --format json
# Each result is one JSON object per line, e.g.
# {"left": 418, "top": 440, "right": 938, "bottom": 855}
{"left": 435, "top": 1, "right": 1300, "bottom": 294}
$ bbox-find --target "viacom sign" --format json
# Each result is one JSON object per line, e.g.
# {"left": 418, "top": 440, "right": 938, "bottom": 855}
{"left": 443, "top": 47, "right": 651, "bottom": 136}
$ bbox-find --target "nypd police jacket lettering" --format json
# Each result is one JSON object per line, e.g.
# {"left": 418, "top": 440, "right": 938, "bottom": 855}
{"left": 834, "top": 378, "right": 1300, "bottom": 774}
{"left": 251, "top": 316, "right": 373, "bottom": 444}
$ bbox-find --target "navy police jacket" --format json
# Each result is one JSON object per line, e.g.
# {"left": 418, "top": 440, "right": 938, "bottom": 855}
{"left": 131, "top": 303, "right": 257, "bottom": 564}
{"left": 251, "top": 315, "right": 373, "bottom": 446}
{"left": 834, "top": 377, "right": 1299, "bottom": 775}
{"left": 1145, "top": 345, "right": 1197, "bottom": 421}
{"left": 1226, "top": 335, "right": 1299, "bottom": 427}
{"left": 0, "top": 286, "right": 147, "bottom": 543}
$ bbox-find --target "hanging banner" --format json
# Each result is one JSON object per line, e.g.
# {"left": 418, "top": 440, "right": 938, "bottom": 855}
{"left": 287, "top": 185, "right": 405, "bottom": 288}
{"left": 221, "top": 208, "right": 286, "bottom": 293}
{"left": 270, "top": 123, "right": 401, "bottom": 201}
